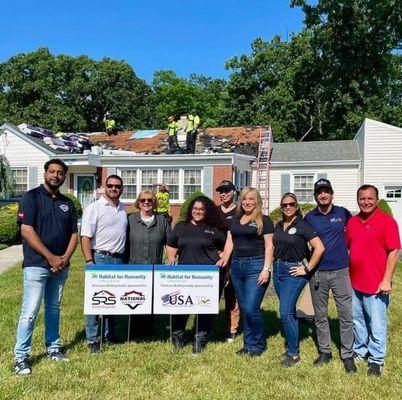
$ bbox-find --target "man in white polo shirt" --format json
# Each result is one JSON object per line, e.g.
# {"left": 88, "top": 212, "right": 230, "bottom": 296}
{"left": 81, "top": 174, "right": 128, "bottom": 353}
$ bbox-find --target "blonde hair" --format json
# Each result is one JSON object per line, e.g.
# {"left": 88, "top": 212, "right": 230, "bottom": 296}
{"left": 134, "top": 190, "right": 158, "bottom": 210}
{"left": 280, "top": 192, "right": 302, "bottom": 220}
{"left": 237, "top": 187, "right": 264, "bottom": 235}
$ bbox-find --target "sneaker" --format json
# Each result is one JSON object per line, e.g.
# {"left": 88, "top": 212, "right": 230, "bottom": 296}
{"left": 313, "top": 352, "right": 332, "bottom": 366}
{"left": 171, "top": 336, "right": 184, "bottom": 350}
{"left": 343, "top": 357, "right": 357, "bottom": 374}
{"left": 192, "top": 341, "right": 206, "bottom": 355}
{"left": 88, "top": 341, "right": 101, "bottom": 353}
{"left": 236, "top": 348, "right": 250, "bottom": 356}
{"left": 47, "top": 351, "right": 69, "bottom": 362}
{"left": 226, "top": 333, "right": 237, "bottom": 343}
{"left": 353, "top": 352, "right": 367, "bottom": 362}
{"left": 15, "top": 359, "right": 31, "bottom": 376}
{"left": 281, "top": 354, "right": 300, "bottom": 367}
{"left": 367, "top": 363, "right": 382, "bottom": 377}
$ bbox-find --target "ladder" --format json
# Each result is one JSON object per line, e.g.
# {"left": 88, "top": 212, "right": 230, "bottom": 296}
{"left": 256, "top": 127, "right": 273, "bottom": 214}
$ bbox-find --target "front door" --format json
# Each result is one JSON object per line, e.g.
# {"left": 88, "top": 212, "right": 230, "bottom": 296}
{"left": 77, "top": 175, "right": 95, "bottom": 210}
{"left": 384, "top": 186, "right": 402, "bottom": 239}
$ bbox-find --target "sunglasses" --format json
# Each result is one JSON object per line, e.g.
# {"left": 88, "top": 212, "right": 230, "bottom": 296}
{"left": 281, "top": 202, "right": 297, "bottom": 209}
{"left": 140, "top": 198, "right": 153, "bottom": 203}
{"left": 106, "top": 184, "right": 122, "bottom": 189}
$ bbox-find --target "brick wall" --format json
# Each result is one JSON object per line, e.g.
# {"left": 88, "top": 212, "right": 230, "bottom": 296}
{"left": 212, "top": 165, "right": 233, "bottom": 204}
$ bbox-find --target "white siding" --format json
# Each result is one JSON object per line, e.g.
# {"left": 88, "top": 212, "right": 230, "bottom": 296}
{"left": 360, "top": 118, "right": 402, "bottom": 198}
{"left": 252, "top": 164, "right": 360, "bottom": 214}
{"left": 0, "top": 130, "right": 49, "bottom": 187}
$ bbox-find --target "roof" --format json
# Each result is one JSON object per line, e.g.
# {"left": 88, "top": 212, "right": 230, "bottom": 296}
{"left": 271, "top": 140, "right": 360, "bottom": 163}
{"left": 87, "top": 126, "right": 263, "bottom": 155}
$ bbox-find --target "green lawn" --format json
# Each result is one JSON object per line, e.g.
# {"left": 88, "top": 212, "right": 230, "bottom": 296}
{"left": 1, "top": 250, "right": 401, "bottom": 400}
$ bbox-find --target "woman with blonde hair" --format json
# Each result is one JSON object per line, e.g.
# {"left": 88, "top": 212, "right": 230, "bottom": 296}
{"left": 273, "top": 192, "right": 324, "bottom": 366}
{"left": 218, "top": 187, "right": 274, "bottom": 356}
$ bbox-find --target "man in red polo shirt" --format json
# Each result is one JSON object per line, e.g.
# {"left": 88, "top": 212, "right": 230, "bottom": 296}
{"left": 346, "top": 184, "right": 400, "bottom": 377}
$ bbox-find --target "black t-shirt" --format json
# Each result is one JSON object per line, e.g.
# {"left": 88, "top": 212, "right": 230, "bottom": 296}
{"left": 230, "top": 215, "right": 274, "bottom": 258}
{"left": 167, "top": 222, "right": 226, "bottom": 265}
{"left": 273, "top": 216, "right": 317, "bottom": 261}
{"left": 17, "top": 184, "right": 78, "bottom": 268}
{"left": 217, "top": 205, "right": 237, "bottom": 232}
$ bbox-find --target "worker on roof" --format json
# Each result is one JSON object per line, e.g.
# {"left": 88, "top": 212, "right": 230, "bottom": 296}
{"left": 153, "top": 183, "right": 171, "bottom": 221}
{"left": 186, "top": 110, "right": 200, "bottom": 154}
{"left": 167, "top": 115, "right": 179, "bottom": 152}
{"left": 103, "top": 112, "right": 116, "bottom": 137}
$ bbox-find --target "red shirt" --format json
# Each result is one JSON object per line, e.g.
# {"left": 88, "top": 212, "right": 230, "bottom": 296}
{"left": 346, "top": 209, "right": 400, "bottom": 294}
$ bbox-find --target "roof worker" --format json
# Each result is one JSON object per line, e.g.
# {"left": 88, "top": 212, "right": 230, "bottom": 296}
{"left": 186, "top": 110, "right": 200, "bottom": 154}
{"left": 103, "top": 112, "right": 116, "bottom": 137}
{"left": 167, "top": 115, "right": 179, "bottom": 153}
{"left": 153, "top": 183, "right": 171, "bottom": 221}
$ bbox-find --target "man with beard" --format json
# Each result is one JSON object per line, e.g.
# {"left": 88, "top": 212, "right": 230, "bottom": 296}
{"left": 14, "top": 159, "right": 78, "bottom": 375}
{"left": 81, "top": 175, "right": 127, "bottom": 352}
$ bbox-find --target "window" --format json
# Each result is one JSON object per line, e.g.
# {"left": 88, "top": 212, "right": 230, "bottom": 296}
{"left": 385, "top": 187, "right": 402, "bottom": 199}
{"left": 12, "top": 168, "right": 28, "bottom": 196}
{"left": 141, "top": 170, "right": 158, "bottom": 192}
{"left": 120, "top": 169, "right": 137, "bottom": 200}
{"left": 162, "top": 170, "right": 179, "bottom": 200}
{"left": 184, "top": 169, "right": 201, "bottom": 199}
{"left": 293, "top": 174, "right": 314, "bottom": 203}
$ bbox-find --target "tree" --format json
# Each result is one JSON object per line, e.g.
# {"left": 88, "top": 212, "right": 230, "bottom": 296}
{"left": 0, "top": 155, "right": 15, "bottom": 197}
{"left": 0, "top": 48, "right": 153, "bottom": 132}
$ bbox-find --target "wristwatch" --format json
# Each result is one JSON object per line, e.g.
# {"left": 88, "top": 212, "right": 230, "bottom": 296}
{"left": 263, "top": 267, "right": 272, "bottom": 273}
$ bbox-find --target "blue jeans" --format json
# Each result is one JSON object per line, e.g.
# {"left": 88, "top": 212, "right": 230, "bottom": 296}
{"left": 231, "top": 255, "right": 268, "bottom": 354}
{"left": 273, "top": 260, "right": 308, "bottom": 356}
{"left": 14, "top": 266, "right": 68, "bottom": 361}
{"left": 85, "top": 252, "right": 124, "bottom": 344}
{"left": 353, "top": 289, "right": 389, "bottom": 365}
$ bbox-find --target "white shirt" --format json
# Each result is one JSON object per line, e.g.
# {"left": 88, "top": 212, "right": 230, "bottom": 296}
{"left": 80, "top": 196, "right": 127, "bottom": 254}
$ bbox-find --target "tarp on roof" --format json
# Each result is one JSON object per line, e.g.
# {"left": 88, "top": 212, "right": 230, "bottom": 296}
{"left": 131, "top": 130, "right": 161, "bottom": 139}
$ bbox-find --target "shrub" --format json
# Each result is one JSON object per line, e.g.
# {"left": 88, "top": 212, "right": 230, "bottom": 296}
{"left": 378, "top": 199, "right": 393, "bottom": 216}
{"left": 177, "top": 191, "right": 205, "bottom": 223}
{"left": 269, "top": 203, "right": 316, "bottom": 224}
{"left": 65, "top": 193, "right": 83, "bottom": 218}
{"left": 0, "top": 203, "right": 20, "bottom": 245}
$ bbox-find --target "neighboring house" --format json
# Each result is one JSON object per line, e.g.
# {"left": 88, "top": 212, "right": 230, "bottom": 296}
{"left": 1, "top": 118, "right": 401, "bottom": 234}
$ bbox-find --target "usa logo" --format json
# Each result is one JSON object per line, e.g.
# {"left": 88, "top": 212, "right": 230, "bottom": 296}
{"left": 59, "top": 204, "right": 69, "bottom": 212}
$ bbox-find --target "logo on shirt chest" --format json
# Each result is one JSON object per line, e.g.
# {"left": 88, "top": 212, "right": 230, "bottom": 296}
{"left": 59, "top": 204, "right": 69, "bottom": 212}
{"left": 204, "top": 229, "right": 215, "bottom": 235}
{"left": 330, "top": 217, "right": 343, "bottom": 223}
{"left": 288, "top": 227, "right": 297, "bottom": 235}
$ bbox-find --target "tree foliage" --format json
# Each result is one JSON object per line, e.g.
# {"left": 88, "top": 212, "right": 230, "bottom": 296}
{"left": 0, "top": 48, "right": 153, "bottom": 132}
{"left": 0, "top": 155, "right": 15, "bottom": 197}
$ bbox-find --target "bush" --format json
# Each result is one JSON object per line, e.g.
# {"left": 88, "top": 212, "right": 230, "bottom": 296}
{"left": 269, "top": 203, "right": 316, "bottom": 224}
{"left": 177, "top": 191, "right": 205, "bottom": 223}
{"left": 65, "top": 193, "right": 83, "bottom": 218}
{"left": 378, "top": 199, "right": 393, "bottom": 216}
{"left": 0, "top": 203, "right": 20, "bottom": 245}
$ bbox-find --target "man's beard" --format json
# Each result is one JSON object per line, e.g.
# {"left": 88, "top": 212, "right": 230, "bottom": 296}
{"left": 45, "top": 177, "right": 63, "bottom": 190}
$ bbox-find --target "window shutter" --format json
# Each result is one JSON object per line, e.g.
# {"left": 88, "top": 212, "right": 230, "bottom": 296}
{"left": 203, "top": 167, "right": 213, "bottom": 198}
{"left": 281, "top": 173, "right": 291, "bottom": 195}
{"left": 28, "top": 167, "right": 38, "bottom": 190}
{"left": 107, "top": 167, "right": 117, "bottom": 176}
{"left": 317, "top": 173, "right": 327, "bottom": 181}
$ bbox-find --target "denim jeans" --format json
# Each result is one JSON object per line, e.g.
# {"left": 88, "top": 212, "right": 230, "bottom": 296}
{"left": 85, "top": 252, "right": 124, "bottom": 344}
{"left": 231, "top": 255, "right": 268, "bottom": 354}
{"left": 353, "top": 289, "right": 389, "bottom": 365}
{"left": 14, "top": 266, "right": 68, "bottom": 361}
{"left": 273, "top": 260, "right": 308, "bottom": 356}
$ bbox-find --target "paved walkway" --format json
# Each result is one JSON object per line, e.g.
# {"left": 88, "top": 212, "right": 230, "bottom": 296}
{"left": 0, "top": 244, "right": 23, "bottom": 275}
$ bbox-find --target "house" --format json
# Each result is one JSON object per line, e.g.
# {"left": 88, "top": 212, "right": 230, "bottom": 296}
{"left": 1, "top": 118, "right": 401, "bottom": 235}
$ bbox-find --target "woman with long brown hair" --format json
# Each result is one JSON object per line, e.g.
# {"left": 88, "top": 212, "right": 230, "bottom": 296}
{"left": 218, "top": 187, "right": 274, "bottom": 356}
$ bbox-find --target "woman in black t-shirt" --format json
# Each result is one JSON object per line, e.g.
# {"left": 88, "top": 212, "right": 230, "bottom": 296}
{"left": 273, "top": 193, "right": 324, "bottom": 367}
{"left": 218, "top": 187, "right": 274, "bottom": 356}
{"left": 166, "top": 196, "right": 226, "bottom": 354}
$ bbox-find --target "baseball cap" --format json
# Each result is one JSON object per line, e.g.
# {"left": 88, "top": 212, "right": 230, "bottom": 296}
{"left": 314, "top": 178, "right": 333, "bottom": 194}
{"left": 216, "top": 180, "right": 236, "bottom": 192}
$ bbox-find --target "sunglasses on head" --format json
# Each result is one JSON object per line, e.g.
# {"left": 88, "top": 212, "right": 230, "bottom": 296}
{"left": 281, "top": 202, "right": 297, "bottom": 209}
{"left": 140, "top": 198, "right": 153, "bottom": 203}
{"left": 106, "top": 184, "right": 122, "bottom": 189}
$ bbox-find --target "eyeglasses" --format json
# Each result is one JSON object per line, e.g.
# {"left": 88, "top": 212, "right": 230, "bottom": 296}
{"left": 140, "top": 198, "right": 153, "bottom": 203}
{"left": 281, "top": 202, "right": 297, "bottom": 209}
{"left": 106, "top": 184, "right": 122, "bottom": 189}
{"left": 192, "top": 207, "right": 206, "bottom": 212}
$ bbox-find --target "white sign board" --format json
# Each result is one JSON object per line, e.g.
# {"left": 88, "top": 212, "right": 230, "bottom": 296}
{"left": 153, "top": 265, "right": 220, "bottom": 315}
{"left": 84, "top": 265, "right": 153, "bottom": 315}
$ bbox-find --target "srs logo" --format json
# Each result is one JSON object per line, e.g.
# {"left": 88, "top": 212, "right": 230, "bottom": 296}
{"left": 59, "top": 204, "right": 69, "bottom": 212}
{"left": 92, "top": 290, "right": 116, "bottom": 306}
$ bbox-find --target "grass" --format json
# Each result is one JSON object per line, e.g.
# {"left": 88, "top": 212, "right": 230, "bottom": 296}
{"left": 1, "top": 250, "right": 401, "bottom": 400}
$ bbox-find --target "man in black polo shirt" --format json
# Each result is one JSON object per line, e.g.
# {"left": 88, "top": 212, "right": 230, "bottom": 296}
{"left": 14, "top": 159, "right": 78, "bottom": 376}
{"left": 304, "top": 179, "right": 356, "bottom": 373}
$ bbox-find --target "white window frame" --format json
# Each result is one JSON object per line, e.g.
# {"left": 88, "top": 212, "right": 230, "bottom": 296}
{"left": 291, "top": 172, "right": 317, "bottom": 204}
{"left": 11, "top": 167, "right": 28, "bottom": 197}
{"left": 119, "top": 169, "right": 138, "bottom": 201}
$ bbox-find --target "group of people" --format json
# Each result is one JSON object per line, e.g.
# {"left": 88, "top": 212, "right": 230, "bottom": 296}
{"left": 14, "top": 159, "right": 400, "bottom": 379}
{"left": 167, "top": 111, "right": 200, "bottom": 154}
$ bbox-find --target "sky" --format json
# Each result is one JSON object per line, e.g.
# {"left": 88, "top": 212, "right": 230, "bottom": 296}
{"left": 1, "top": 0, "right": 305, "bottom": 82}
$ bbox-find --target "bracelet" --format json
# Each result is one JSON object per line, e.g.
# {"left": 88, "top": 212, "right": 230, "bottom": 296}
{"left": 303, "top": 265, "right": 310, "bottom": 274}
{"left": 263, "top": 267, "right": 271, "bottom": 272}
{"left": 86, "top": 259, "right": 94, "bottom": 263}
